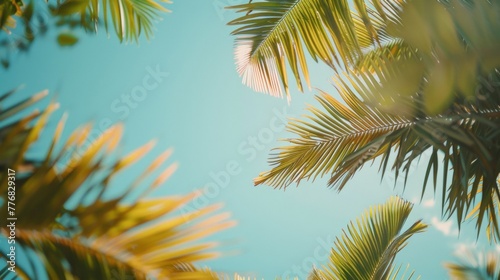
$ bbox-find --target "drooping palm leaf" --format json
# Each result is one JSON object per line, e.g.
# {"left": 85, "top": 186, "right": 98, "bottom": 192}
{"left": 467, "top": 179, "right": 500, "bottom": 243}
{"left": 255, "top": 68, "right": 500, "bottom": 240}
{"left": 445, "top": 249, "right": 500, "bottom": 280}
{"left": 227, "top": 0, "right": 399, "bottom": 100}
{"left": 252, "top": 0, "right": 500, "bottom": 240}
{"left": 0, "top": 88, "right": 234, "bottom": 279}
{"left": 307, "top": 196, "right": 426, "bottom": 280}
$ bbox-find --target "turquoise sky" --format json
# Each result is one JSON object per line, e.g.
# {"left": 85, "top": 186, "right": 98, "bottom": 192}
{"left": 3, "top": 0, "right": 499, "bottom": 279}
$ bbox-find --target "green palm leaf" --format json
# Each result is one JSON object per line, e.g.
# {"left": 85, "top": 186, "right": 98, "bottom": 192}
{"left": 307, "top": 196, "right": 426, "bottom": 280}
{"left": 227, "top": 0, "right": 398, "bottom": 100}
{"left": 250, "top": 0, "right": 500, "bottom": 241}
{"left": 229, "top": 0, "right": 500, "bottom": 114}
{"left": 255, "top": 69, "right": 500, "bottom": 240}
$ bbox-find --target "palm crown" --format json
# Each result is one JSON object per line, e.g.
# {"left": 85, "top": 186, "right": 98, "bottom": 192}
{"left": 229, "top": 0, "right": 500, "bottom": 241}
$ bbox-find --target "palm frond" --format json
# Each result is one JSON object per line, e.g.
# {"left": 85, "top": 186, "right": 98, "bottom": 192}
{"left": 253, "top": 0, "right": 500, "bottom": 241}
{"left": 0, "top": 88, "right": 234, "bottom": 279}
{"left": 0, "top": 0, "right": 22, "bottom": 31}
{"left": 445, "top": 249, "right": 500, "bottom": 280}
{"left": 378, "top": 0, "right": 500, "bottom": 114}
{"left": 356, "top": 0, "right": 500, "bottom": 115}
{"left": 254, "top": 88, "right": 404, "bottom": 189}
{"left": 11, "top": 228, "right": 220, "bottom": 279}
{"left": 51, "top": 0, "right": 171, "bottom": 42}
{"left": 467, "top": 178, "right": 500, "bottom": 243}
{"left": 255, "top": 69, "right": 500, "bottom": 239}
{"left": 0, "top": 1, "right": 46, "bottom": 68}
{"left": 307, "top": 196, "right": 426, "bottom": 280}
{"left": 227, "top": 0, "right": 400, "bottom": 100}
{"left": 0, "top": 87, "right": 49, "bottom": 176}
{"left": 229, "top": 0, "right": 500, "bottom": 115}
{"left": 354, "top": 39, "right": 414, "bottom": 73}
{"left": 386, "top": 265, "right": 419, "bottom": 280}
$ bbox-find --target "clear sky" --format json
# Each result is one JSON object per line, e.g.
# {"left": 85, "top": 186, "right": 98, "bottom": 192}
{"left": 3, "top": 0, "right": 499, "bottom": 279}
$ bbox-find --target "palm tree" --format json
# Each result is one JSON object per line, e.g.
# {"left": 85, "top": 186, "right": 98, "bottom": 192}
{"left": 0, "top": 88, "right": 234, "bottom": 279}
{"left": 229, "top": 0, "right": 500, "bottom": 240}
{"left": 308, "top": 196, "right": 426, "bottom": 280}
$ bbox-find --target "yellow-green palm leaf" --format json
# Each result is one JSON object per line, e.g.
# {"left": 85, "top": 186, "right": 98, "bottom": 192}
{"left": 307, "top": 196, "right": 426, "bottom": 280}
{"left": 255, "top": 69, "right": 500, "bottom": 240}
{"left": 0, "top": 88, "right": 234, "bottom": 279}
{"left": 228, "top": 0, "right": 398, "bottom": 100}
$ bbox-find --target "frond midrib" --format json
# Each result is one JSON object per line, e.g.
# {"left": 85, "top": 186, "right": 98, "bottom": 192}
{"left": 304, "top": 119, "right": 411, "bottom": 143}
{"left": 303, "top": 107, "right": 500, "bottom": 145}
{"left": 368, "top": 233, "right": 400, "bottom": 280}
{"left": 243, "top": 0, "right": 302, "bottom": 60}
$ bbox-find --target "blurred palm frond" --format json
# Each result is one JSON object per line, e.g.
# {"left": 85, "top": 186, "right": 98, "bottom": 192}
{"left": 0, "top": 88, "right": 234, "bottom": 279}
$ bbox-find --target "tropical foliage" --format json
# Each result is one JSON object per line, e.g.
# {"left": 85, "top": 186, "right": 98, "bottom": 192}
{"left": 0, "top": 88, "right": 234, "bottom": 279}
{"left": 48, "top": 0, "right": 171, "bottom": 42}
{"left": 0, "top": 0, "right": 170, "bottom": 67}
{"left": 229, "top": 0, "right": 500, "bottom": 110}
{"left": 445, "top": 249, "right": 500, "bottom": 279}
{"left": 307, "top": 196, "right": 426, "bottom": 280}
{"left": 228, "top": 0, "right": 379, "bottom": 100}
{"left": 230, "top": 0, "right": 500, "bottom": 241}
{"left": 467, "top": 178, "right": 500, "bottom": 243}
{"left": 2, "top": 0, "right": 500, "bottom": 278}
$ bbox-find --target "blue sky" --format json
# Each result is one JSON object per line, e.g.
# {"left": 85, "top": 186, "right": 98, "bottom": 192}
{"left": 3, "top": 0, "right": 499, "bottom": 278}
